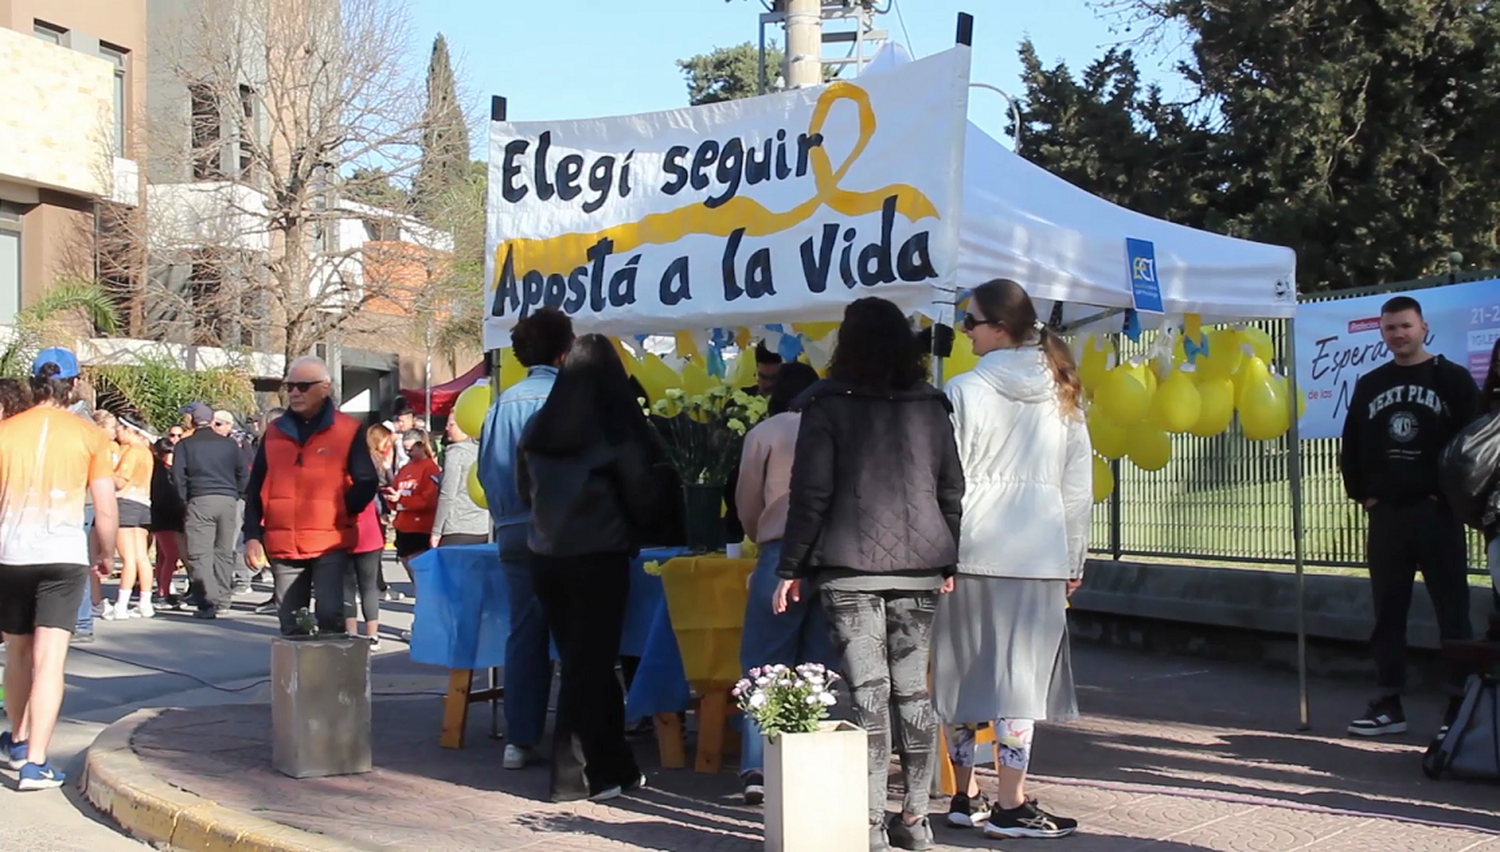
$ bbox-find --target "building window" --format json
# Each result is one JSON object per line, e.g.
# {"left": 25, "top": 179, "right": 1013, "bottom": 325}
{"left": 236, "top": 85, "right": 255, "bottom": 179}
{"left": 100, "top": 44, "right": 128, "bottom": 158}
{"left": 33, "top": 21, "right": 65, "bottom": 44}
{"left": 0, "top": 203, "right": 21, "bottom": 326}
{"left": 189, "top": 84, "right": 222, "bottom": 181}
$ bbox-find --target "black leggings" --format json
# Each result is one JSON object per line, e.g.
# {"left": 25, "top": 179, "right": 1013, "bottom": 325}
{"left": 344, "top": 549, "right": 382, "bottom": 622}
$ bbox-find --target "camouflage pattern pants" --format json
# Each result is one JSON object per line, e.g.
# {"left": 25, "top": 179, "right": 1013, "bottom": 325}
{"left": 822, "top": 588, "right": 939, "bottom": 825}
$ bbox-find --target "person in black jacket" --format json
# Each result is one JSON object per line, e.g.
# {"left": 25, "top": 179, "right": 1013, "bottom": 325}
{"left": 518, "top": 334, "right": 660, "bottom": 803}
{"left": 1340, "top": 295, "right": 1481, "bottom": 738}
{"left": 148, "top": 438, "right": 187, "bottom": 608}
{"left": 773, "top": 296, "right": 964, "bottom": 851}
{"left": 172, "top": 406, "right": 250, "bottom": 618}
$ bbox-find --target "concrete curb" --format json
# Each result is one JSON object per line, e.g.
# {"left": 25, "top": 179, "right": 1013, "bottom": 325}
{"left": 81, "top": 708, "right": 364, "bottom": 852}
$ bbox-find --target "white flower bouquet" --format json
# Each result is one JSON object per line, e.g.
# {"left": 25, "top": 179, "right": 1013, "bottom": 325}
{"left": 733, "top": 663, "right": 841, "bottom": 738}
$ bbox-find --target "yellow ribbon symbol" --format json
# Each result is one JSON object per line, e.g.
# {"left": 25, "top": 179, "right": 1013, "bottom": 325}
{"left": 490, "top": 81, "right": 941, "bottom": 298}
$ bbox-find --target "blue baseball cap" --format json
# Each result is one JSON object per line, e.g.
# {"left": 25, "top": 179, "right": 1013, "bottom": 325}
{"left": 32, "top": 347, "right": 80, "bottom": 379}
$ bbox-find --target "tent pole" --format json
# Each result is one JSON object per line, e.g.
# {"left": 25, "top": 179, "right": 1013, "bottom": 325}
{"left": 1285, "top": 317, "right": 1311, "bottom": 731}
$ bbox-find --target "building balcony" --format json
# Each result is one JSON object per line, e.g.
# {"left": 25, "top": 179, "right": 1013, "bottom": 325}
{"left": 0, "top": 27, "right": 127, "bottom": 202}
{"left": 147, "top": 181, "right": 271, "bottom": 254}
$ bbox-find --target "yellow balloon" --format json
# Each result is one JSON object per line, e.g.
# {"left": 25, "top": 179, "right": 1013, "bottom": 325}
{"left": 466, "top": 464, "right": 487, "bottom": 510}
{"left": 1127, "top": 424, "right": 1172, "bottom": 471}
{"left": 637, "top": 353, "right": 680, "bottom": 402}
{"left": 729, "top": 348, "right": 758, "bottom": 390}
{"left": 1241, "top": 326, "right": 1275, "bottom": 363}
{"left": 680, "top": 359, "right": 716, "bottom": 395}
{"left": 1198, "top": 329, "right": 1245, "bottom": 381}
{"left": 1087, "top": 405, "right": 1130, "bottom": 460}
{"left": 1275, "top": 374, "right": 1307, "bottom": 420}
{"left": 1151, "top": 368, "right": 1202, "bottom": 434}
{"left": 1096, "top": 362, "right": 1152, "bottom": 424}
{"left": 943, "top": 336, "right": 980, "bottom": 381}
{"left": 1077, "top": 335, "right": 1114, "bottom": 392}
{"left": 498, "top": 348, "right": 526, "bottom": 390}
{"left": 1092, "top": 455, "right": 1114, "bottom": 503}
{"left": 1237, "top": 356, "right": 1288, "bottom": 441}
{"left": 1190, "top": 378, "right": 1235, "bottom": 437}
{"left": 452, "top": 383, "right": 491, "bottom": 438}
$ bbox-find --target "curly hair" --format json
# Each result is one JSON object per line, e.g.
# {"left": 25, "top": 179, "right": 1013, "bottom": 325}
{"left": 826, "top": 297, "right": 926, "bottom": 391}
{"left": 512, "top": 307, "right": 576, "bottom": 368}
{"left": 0, "top": 378, "right": 30, "bottom": 419}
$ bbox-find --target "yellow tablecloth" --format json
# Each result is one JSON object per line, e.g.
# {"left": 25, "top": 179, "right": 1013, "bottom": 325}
{"left": 659, "top": 555, "right": 756, "bottom": 688}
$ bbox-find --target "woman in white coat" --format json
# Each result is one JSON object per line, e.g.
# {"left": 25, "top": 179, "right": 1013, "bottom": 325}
{"left": 933, "top": 278, "right": 1093, "bottom": 840}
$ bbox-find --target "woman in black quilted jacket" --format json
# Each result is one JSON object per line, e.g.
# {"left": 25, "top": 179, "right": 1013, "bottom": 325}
{"left": 774, "top": 296, "right": 964, "bottom": 852}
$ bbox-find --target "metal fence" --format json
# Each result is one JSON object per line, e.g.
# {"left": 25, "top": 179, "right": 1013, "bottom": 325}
{"left": 1088, "top": 269, "right": 1497, "bottom": 574}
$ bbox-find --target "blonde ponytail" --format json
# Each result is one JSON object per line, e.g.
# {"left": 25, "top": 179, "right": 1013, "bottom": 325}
{"left": 1038, "top": 326, "right": 1083, "bottom": 418}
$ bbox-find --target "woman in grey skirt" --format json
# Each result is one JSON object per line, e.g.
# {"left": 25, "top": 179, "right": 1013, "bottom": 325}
{"left": 933, "top": 278, "right": 1093, "bottom": 840}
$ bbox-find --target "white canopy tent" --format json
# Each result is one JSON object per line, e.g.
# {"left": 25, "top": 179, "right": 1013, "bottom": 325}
{"left": 863, "top": 44, "right": 1298, "bottom": 325}
{"left": 861, "top": 45, "right": 1314, "bottom": 729}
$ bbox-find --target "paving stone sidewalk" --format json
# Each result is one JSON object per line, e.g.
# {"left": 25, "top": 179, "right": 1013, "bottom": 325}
{"left": 116, "top": 646, "right": 1499, "bottom": 851}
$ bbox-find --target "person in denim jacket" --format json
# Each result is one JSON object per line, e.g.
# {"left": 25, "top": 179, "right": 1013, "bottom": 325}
{"left": 476, "top": 307, "right": 574, "bottom": 771}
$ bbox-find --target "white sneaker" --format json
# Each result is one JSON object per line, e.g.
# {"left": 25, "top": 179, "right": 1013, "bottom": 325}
{"left": 100, "top": 601, "right": 117, "bottom": 621}
{"left": 503, "top": 744, "right": 529, "bottom": 770}
{"left": 92, "top": 602, "right": 108, "bottom": 618}
{"left": 137, "top": 601, "right": 155, "bottom": 619}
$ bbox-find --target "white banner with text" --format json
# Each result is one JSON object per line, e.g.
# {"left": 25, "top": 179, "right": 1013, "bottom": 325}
{"left": 482, "top": 48, "right": 971, "bottom": 350}
{"left": 1294, "top": 278, "right": 1500, "bottom": 439}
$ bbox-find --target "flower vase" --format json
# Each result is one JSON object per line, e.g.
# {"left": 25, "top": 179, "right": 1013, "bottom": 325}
{"left": 764, "top": 721, "right": 867, "bottom": 852}
{"left": 682, "top": 483, "right": 725, "bottom": 554}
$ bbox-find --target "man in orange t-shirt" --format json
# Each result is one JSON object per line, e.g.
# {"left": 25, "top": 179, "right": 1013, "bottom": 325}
{"left": 0, "top": 348, "right": 118, "bottom": 791}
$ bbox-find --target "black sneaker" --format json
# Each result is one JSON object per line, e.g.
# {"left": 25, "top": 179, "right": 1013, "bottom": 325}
{"left": 192, "top": 607, "right": 218, "bottom": 620}
{"left": 743, "top": 771, "right": 764, "bottom": 806}
{"left": 983, "top": 799, "right": 1077, "bottom": 839}
{"left": 254, "top": 598, "right": 278, "bottom": 615}
{"left": 947, "top": 792, "right": 992, "bottom": 828}
{"left": 886, "top": 814, "right": 934, "bottom": 851}
{"left": 1348, "top": 695, "right": 1407, "bottom": 737}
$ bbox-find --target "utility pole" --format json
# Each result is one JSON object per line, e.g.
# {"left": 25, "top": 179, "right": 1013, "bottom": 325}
{"left": 784, "top": 0, "right": 822, "bottom": 88}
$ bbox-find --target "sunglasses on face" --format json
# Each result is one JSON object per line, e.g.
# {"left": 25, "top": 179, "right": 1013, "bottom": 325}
{"left": 961, "top": 314, "right": 1003, "bottom": 332}
{"left": 283, "top": 380, "right": 324, "bottom": 393}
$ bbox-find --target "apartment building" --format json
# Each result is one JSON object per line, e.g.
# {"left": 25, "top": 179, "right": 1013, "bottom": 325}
{"left": 140, "top": 0, "right": 462, "bottom": 417}
{"left": 0, "top": 0, "right": 145, "bottom": 324}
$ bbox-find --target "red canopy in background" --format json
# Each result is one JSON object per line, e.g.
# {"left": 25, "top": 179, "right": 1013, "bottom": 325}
{"left": 399, "top": 361, "right": 485, "bottom": 417}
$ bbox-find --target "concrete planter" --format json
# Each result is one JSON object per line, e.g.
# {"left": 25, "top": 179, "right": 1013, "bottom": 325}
{"left": 270, "top": 635, "right": 372, "bottom": 779}
{"left": 764, "top": 721, "right": 866, "bottom": 852}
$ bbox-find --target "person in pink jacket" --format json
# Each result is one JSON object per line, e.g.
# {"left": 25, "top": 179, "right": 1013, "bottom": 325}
{"left": 344, "top": 426, "right": 388, "bottom": 647}
{"left": 732, "top": 361, "right": 830, "bottom": 806}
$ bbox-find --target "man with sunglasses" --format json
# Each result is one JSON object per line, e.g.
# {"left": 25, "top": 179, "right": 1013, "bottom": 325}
{"left": 172, "top": 404, "right": 249, "bottom": 619}
{"left": 243, "top": 357, "right": 379, "bottom": 635}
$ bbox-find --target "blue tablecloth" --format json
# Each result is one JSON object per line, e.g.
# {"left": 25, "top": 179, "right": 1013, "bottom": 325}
{"left": 407, "top": 544, "right": 684, "bottom": 671}
{"left": 623, "top": 596, "right": 694, "bottom": 721}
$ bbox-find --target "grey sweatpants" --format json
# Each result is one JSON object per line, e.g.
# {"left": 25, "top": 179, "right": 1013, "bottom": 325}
{"left": 184, "top": 494, "right": 240, "bottom": 610}
{"left": 822, "top": 588, "right": 939, "bottom": 826}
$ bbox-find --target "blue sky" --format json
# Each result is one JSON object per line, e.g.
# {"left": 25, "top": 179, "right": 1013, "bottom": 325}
{"left": 408, "top": 0, "right": 1184, "bottom": 154}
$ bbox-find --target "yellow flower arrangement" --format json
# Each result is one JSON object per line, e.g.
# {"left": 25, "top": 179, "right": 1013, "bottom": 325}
{"left": 651, "top": 378, "right": 770, "bottom": 487}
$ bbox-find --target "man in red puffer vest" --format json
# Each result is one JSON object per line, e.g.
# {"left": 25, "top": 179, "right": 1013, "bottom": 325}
{"left": 242, "top": 356, "right": 379, "bottom": 635}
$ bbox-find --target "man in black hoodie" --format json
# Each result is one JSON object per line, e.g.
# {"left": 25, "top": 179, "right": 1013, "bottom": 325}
{"left": 1341, "top": 295, "right": 1481, "bottom": 738}
{"left": 173, "top": 405, "right": 249, "bottom": 619}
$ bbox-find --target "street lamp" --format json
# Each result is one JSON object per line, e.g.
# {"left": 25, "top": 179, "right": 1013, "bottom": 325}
{"left": 969, "top": 82, "right": 1023, "bottom": 150}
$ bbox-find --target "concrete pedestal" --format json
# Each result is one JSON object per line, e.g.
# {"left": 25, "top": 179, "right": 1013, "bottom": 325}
{"left": 271, "top": 635, "right": 372, "bottom": 779}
